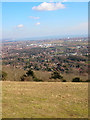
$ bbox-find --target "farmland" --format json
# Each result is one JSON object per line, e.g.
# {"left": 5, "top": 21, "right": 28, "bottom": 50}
{"left": 2, "top": 82, "right": 88, "bottom": 118}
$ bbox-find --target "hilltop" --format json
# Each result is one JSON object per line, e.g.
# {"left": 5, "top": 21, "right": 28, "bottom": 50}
{"left": 2, "top": 81, "right": 88, "bottom": 118}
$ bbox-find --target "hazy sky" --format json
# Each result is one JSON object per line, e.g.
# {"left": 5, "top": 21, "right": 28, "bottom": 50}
{"left": 2, "top": 2, "right": 88, "bottom": 40}
{"left": 1, "top": 0, "right": 89, "bottom": 2}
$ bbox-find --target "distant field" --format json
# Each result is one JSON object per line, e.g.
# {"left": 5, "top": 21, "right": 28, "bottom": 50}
{"left": 2, "top": 82, "right": 88, "bottom": 118}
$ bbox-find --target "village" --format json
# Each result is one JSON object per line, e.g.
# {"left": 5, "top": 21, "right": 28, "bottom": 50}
{"left": 2, "top": 37, "right": 88, "bottom": 76}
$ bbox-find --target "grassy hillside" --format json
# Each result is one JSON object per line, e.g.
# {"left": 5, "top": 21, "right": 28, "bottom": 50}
{"left": 2, "top": 66, "right": 25, "bottom": 81}
{"left": 2, "top": 82, "right": 88, "bottom": 118}
{"left": 2, "top": 66, "right": 88, "bottom": 82}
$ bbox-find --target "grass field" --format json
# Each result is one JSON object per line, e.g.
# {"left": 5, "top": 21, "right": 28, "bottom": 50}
{"left": 2, "top": 82, "right": 88, "bottom": 118}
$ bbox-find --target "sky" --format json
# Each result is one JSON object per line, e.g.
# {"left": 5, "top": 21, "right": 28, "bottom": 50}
{"left": 2, "top": 2, "right": 88, "bottom": 40}
{"left": 1, "top": 0, "right": 90, "bottom": 2}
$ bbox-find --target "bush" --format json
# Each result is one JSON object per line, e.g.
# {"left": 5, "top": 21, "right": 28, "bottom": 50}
{"left": 26, "top": 69, "right": 34, "bottom": 77}
{"left": 62, "top": 79, "right": 66, "bottom": 82}
{"left": 51, "top": 71, "right": 63, "bottom": 79}
{"left": 33, "top": 77, "right": 43, "bottom": 82}
{"left": 72, "top": 77, "right": 82, "bottom": 82}
{"left": 20, "top": 74, "right": 27, "bottom": 81}
{"left": 85, "top": 79, "right": 90, "bottom": 82}
{"left": 2, "top": 71, "right": 7, "bottom": 81}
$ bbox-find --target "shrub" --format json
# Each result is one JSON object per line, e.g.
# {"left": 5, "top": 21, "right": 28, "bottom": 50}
{"left": 2, "top": 71, "right": 7, "bottom": 81}
{"left": 62, "top": 79, "right": 66, "bottom": 82}
{"left": 26, "top": 69, "right": 34, "bottom": 77}
{"left": 20, "top": 74, "right": 27, "bottom": 81}
{"left": 51, "top": 71, "right": 63, "bottom": 79}
{"left": 85, "top": 79, "right": 90, "bottom": 82}
{"left": 33, "top": 77, "right": 43, "bottom": 82}
{"left": 72, "top": 77, "right": 82, "bottom": 82}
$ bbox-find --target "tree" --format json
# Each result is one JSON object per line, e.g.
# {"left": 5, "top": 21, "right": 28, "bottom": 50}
{"left": 50, "top": 71, "right": 63, "bottom": 79}
{"left": 26, "top": 69, "right": 34, "bottom": 78}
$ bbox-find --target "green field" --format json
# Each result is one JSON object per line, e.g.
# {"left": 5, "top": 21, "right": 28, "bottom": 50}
{"left": 2, "top": 82, "right": 88, "bottom": 118}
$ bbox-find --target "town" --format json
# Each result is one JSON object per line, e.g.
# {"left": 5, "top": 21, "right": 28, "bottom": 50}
{"left": 2, "top": 37, "right": 88, "bottom": 77}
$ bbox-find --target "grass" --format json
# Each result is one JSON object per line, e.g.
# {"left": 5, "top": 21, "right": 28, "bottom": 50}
{"left": 2, "top": 66, "right": 25, "bottom": 81}
{"left": 2, "top": 66, "right": 88, "bottom": 82}
{"left": 2, "top": 81, "right": 88, "bottom": 118}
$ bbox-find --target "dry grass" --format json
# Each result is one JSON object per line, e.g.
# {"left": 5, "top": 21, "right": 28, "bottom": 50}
{"left": 2, "top": 66, "right": 88, "bottom": 82}
{"left": 34, "top": 70, "right": 88, "bottom": 82}
{"left": 2, "top": 66, "right": 25, "bottom": 81}
{"left": 2, "top": 81, "right": 88, "bottom": 118}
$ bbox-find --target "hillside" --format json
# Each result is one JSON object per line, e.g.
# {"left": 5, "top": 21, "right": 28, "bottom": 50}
{"left": 2, "top": 82, "right": 88, "bottom": 118}
{"left": 2, "top": 66, "right": 88, "bottom": 82}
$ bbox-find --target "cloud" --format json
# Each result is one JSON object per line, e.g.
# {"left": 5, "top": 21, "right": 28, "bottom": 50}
{"left": 32, "top": 2, "right": 65, "bottom": 11}
{"left": 17, "top": 24, "right": 24, "bottom": 28}
{"left": 49, "top": 0, "right": 53, "bottom": 2}
{"left": 29, "top": 16, "right": 40, "bottom": 19}
{"left": 63, "top": 0, "right": 67, "bottom": 2}
{"left": 35, "top": 22, "right": 40, "bottom": 26}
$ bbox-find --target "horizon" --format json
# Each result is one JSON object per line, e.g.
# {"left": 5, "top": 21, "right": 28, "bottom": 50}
{"left": 2, "top": 34, "right": 88, "bottom": 42}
